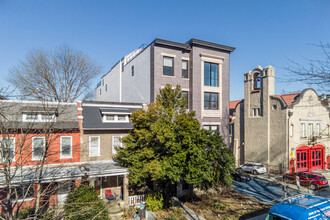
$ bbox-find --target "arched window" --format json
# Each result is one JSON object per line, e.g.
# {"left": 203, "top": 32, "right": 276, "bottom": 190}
{"left": 253, "top": 72, "right": 260, "bottom": 89}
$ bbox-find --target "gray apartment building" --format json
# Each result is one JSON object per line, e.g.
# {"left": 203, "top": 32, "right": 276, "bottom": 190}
{"left": 95, "top": 38, "right": 235, "bottom": 145}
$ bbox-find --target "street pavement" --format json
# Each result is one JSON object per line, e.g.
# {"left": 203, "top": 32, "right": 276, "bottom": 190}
{"left": 234, "top": 174, "right": 330, "bottom": 220}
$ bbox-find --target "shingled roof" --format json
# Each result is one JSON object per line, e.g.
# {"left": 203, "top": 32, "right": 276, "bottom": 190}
{"left": 274, "top": 93, "right": 301, "bottom": 107}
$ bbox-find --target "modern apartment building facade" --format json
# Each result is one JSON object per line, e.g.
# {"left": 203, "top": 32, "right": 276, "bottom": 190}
{"left": 96, "top": 38, "right": 235, "bottom": 144}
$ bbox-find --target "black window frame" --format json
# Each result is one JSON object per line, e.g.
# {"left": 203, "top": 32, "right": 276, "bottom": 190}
{"left": 204, "top": 92, "right": 219, "bottom": 110}
{"left": 132, "top": 65, "right": 134, "bottom": 76}
{"left": 204, "top": 62, "right": 219, "bottom": 87}
{"left": 182, "top": 60, "right": 188, "bottom": 78}
{"left": 182, "top": 91, "right": 188, "bottom": 109}
{"left": 163, "top": 56, "right": 174, "bottom": 76}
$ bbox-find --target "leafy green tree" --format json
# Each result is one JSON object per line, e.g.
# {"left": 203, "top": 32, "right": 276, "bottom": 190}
{"left": 116, "top": 84, "right": 235, "bottom": 208}
{"left": 64, "top": 184, "right": 109, "bottom": 220}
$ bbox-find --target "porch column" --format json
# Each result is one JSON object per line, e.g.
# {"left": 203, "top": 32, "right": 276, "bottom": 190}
{"left": 123, "top": 174, "right": 129, "bottom": 206}
{"left": 89, "top": 177, "right": 95, "bottom": 187}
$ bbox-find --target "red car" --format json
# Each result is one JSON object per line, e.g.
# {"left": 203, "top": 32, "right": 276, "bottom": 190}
{"left": 283, "top": 171, "right": 329, "bottom": 190}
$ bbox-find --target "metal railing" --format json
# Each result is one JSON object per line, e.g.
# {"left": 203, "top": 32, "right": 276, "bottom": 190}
{"left": 128, "top": 194, "right": 146, "bottom": 206}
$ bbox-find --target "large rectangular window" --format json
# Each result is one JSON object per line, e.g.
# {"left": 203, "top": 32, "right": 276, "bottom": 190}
{"left": 163, "top": 57, "right": 174, "bottom": 76}
{"left": 0, "top": 137, "right": 15, "bottom": 161}
{"left": 182, "top": 60, "right": 188, "bottom": 78}
{"left": 61, "top": 136, "right": 72, "bottom": 159}
{"left": 204, "top": 62, "right": 218, "bottom": 87}
{"left": 11, "top": 185, "right": 35, "bottom": 201}
{"left": 204, "top": 92, "right": 218, "bottom": 110}
{"left": 89, "top": 136, "right": 100, "bottom": 157}
{"left": 32, "top": 137, "right": 45, "bottom": 161}
{"left": 182, "top": 91, "right": 188, "bottom": 109}
{"left": 112, "top": 136, "right": 122, "bottom": 155}
{"left": 203, "top": 125, "right": 219, "bottom": 132}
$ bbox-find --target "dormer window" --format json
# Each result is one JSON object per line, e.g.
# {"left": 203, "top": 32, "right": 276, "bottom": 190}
{"left": 23, "top": 113, "right": 56, "bottom": 122}
{"left": 103, "top": 114, "right": 129, "bottom": 123}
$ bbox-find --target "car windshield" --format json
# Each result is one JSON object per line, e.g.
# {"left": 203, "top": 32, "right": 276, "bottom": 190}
{"left": 319, "top": 177, "right": 326, "bottom": 180}
{"left": 236, "top": 169, "right": 244, "bottom": 174}
{"left": 255, "top": 165, "right": 264, "bottom": 168}
{"left": 265, "top": 214, "right": 286, "bottom": 220}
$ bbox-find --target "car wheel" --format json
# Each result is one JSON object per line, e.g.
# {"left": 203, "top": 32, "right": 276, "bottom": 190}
{"left": 311, "top": 184, "right": 317, "bottom": 190}
{"left": 235, "top": 176, "right": 240, "bottom": 181}
{"left": 253, "top": 170, "right": 258, "bottom": 175}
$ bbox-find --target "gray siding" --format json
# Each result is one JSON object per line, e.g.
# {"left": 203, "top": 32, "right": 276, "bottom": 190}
{"left": 122, "top": 46, "right": 151, "bottom": 103}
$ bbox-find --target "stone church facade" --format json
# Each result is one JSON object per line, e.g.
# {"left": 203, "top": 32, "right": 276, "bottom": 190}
{"left": 230, "top": 65, "right": 330, "bottom": 173}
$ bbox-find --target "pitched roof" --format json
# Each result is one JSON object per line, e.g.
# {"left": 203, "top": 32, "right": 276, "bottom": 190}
{"left": 82, "top": 101, "right": 142, "bottom": 130}
{"left": 230, "top": 100, "right": 243, "bottom": 110}
{"left": 229, "top": 100, "right": 243, "bottom": 119}
{"left": 274, "top": 93, "right": 300, "bottom": 107}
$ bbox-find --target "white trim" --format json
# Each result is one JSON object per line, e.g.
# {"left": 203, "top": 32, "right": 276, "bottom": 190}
{"left": 78, "top": 116, "right": 84, "bottom": 119}
{"left": 201, "top": 122, "right": 221, "bottom": 125}
{"left": 102, "top": 112, "right": 132, "bottom": 115}
{"left": 77, "top": 107, "right": 83, "bottom": 111}
{"left": 22, "top": 113, "right": 56, "bottom": 123}
{"left": 89, "top": 136, "right": 100, "bottom": 157}
{"left": 17, "top": 197, "right": 34, "bottom": 203}
{"left": 32, "top": 137, "right": 45, "bottom": 161}
{"left": 0, "top": 100, "right": 76, "bottom": 105}
{"left": 182, "top": 57, "right": 189, "bottom": 60}
{"left": 200, "top": 53, "right": 225, "bottom": 60}
{"left": 161, "top": 52, "right": 176, "bottom": 58}
{"left": 103, "top": 115, "right": 129, "bottom": 123}
{"left": 60, "top": 136, "right": 73, "bottom": 159}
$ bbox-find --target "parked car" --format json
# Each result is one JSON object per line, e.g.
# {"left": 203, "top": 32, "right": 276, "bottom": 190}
{"left": 232, "top": 168, "right": 251, "bottom": 182}
{"left": 282, "top": 171, "right": 329, "bottom": 190}
{"left": 239, "top": 162, "right": 267, "bottom": 175}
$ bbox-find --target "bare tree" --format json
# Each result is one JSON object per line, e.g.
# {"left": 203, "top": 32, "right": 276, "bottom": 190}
{"left": 284, "top": 43, "right": 330, "bottom": 93}
{"left": 9, "top": 45, "right": 102, "bottom": 102}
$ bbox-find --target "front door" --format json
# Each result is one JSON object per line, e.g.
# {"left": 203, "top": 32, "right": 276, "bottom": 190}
{"left": 311, "top": 147, "right": 323, "bottom": 170}
{"left": 58, "top": 184, "right": 71, "bottom": 206}
{"left": 296, "top": 150, "right": 308, "bottom": 172}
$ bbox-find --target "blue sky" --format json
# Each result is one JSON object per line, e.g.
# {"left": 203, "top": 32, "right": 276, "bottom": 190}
{"left": 0, "top": 0, "right": 329, "bottom": 100}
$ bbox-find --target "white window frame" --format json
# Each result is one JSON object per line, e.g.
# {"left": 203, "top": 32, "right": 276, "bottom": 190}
{"left": 32, "top": 137, "right": 45, "bottom": 161}
{"left": 289, "top": 124, "right": 294, "bottom": 137}
{"left": 22, "top": 113, "right": 56, "bottom": 122}
{"left": 60, "top": 136, "right": 72, "bottom": 159}
{"left": 102, "top": 114, "right": 129, "bottom": 123}
{"left": 89, "top": 136, "right": 100, "bottom": 157}
{"left": 112, "top": 136, "right": 122, "bottom": 155}
{"left": 301, "top": 123, "right": 306, "bottom": 138}
{"left": 0, "top": 137, "right": 15, "bottom": 162}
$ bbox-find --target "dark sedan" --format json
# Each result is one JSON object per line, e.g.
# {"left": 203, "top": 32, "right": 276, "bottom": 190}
{"left": 233, "top": 168, "right": 251, "bottom": 182}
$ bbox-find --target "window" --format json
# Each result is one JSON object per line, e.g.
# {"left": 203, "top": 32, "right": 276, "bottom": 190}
{"left": 112, "top": 136, "right": 122, "bottom": 155}
{"left": 106, "top": 115, "right": 115, "bottom": 121}
{"left": 26, "top": 113, "right": 38, "bottom": 121}
{"left": 23, "top": 113, "right": 56, "bottom": 122}
{"left": 301, "top": 123, "right": 306, "bottom": 138}
{"left": 182, "top": 91, "right": 188, "bottom": 109}
{"left": 105, "top": 84, "right": 107, "bottom": 92}
{"left": 252, "top": 108, "right": 261, "bottom": 117}
{"left": 0, "top": 137, "right": 15, "bottom": 161}
{"left": 11, "top": 185, "right": 34, "bottom": 201}
{"left": 289, "top": 124, "right": 294, "bottom": 137}
{"left": 103, "top": 114, "right": 129, "bottom": 123}
{"left": 102, "top": 79, "right": 104, "bottom": 86}
{"left": 100, "top": 88, "right": 101, "bottom": 95}
{"left": 132, "top": 65, "right": 134, "bottom": 76}
{"left": 60, "top": 136, "right": 72, "bottom": 159}
{"left": 117, "top": 115, "right": 126, "bottom": 121}
{"left": 308, "top": 123, "right": 314, "bottom": 138}
{"left": 203, "top": 125, "right": 219, "bottom": 131}
{"left": 316, "top": 123, "right": 321, "bottom": 136}
{"left": 32, "top": 137, "right": 45, "bottom": 161}
{"left": 89, "top": 136, "right": 100, "bottom": 157}
{"left": 204, "top": 92, "right": 218, "bottom": 110}
{"left": 204, "top": 62, "right": 218, "bottom": 87}
{"left": 182, "top": 60, "right": 188, "bottom": 78}
{"left": 163, "top": 57, "right": 174, "bottom": 76}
